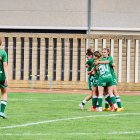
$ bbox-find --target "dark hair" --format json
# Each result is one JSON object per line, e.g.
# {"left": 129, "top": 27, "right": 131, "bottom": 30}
{"left": 86, "top": 48, "right": 93, "bottom": 56}
{"left": 103, "top": 48, "right": 110, "bottom": 55}
{"left": 0, "top": 38, "right": 2, "bottom": 46}
{"left": 93, "top": 51, "right": 102, "bottom": 58}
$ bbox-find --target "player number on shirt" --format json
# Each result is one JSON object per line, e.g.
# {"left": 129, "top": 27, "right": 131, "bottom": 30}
{"left": 99, "top": 64, "right": 109, "bottom": 75}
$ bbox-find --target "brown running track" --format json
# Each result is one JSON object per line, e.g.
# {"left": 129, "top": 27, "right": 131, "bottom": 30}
{"left": 8, "top": 88, "right": 140, "bottom": 95}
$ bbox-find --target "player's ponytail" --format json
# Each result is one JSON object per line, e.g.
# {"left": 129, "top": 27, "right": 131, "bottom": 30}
{"left": 86, "top": 48, "right": 93, "bottom": 56}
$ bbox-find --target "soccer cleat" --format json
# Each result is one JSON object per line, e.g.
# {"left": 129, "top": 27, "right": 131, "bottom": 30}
{"left": 117, "top": 107, "right": 124, "bottom": 112}
{"left": 79, "top": 104, "right": 84, "bottom": 110}
{"left": 110, "top": 105, "right": 117, "bottom": 112}
{"left": 97, "top": 107, "right": 102, "bottom": 112}
{"left": 103, "top": 108, "right": 110, "bottom": 111}
{"left": 87, "top": 107, "right": 96, "bottom": 112}
{"left": 0, "top": 112, "right": 7, "bottom": 119}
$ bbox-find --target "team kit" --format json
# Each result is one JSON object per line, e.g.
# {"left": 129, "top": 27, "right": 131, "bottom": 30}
{"left": 79, "top": 48, "right": 124, "bottom": 112}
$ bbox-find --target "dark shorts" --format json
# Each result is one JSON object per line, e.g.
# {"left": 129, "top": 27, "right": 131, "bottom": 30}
{"left": 0, "top": 80, "right": 7, "bottom": 88}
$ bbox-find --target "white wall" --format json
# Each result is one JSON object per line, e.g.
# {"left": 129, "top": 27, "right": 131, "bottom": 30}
{"left": 0, "top": 0, "right": 140, "bottom": 30}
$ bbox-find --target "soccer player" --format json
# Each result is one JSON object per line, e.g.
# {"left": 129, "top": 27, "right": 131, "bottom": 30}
{"left": 79, "top": 48, "right": 95, "bottom": 110}
{"left": 0, "top": 38, "right": 8, "bottom": 118}
{"left": 87, "top": 53, "right": 99, "bottom": 112}
{"left": 93, "top": 51, "right": 118, "bottom": 112}
{"left": 95, "top": 48, "right": 124, "bottom": 112}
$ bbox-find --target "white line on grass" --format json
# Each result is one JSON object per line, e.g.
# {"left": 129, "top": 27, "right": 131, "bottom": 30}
{"left": 0, "top": 131, "right": 140, "bottom": 136}
{"left": 108, "top": 131, "right": 140, "bottom": 135}
{"left": 50, "top": 100, "right": 79, "bottom": 102}
{"left": 0, "top": 113, "right": 140, "bottom": 130}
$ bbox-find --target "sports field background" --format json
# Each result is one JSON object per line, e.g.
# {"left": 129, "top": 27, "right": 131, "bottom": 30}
{"left": 0, "top": 90, "right": 139, "bottom": 140}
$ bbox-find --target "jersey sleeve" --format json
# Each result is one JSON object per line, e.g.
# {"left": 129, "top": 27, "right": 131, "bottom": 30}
{"left": 2, "top": 51, "right": 8, "bottom": 62}
{"left": 108, "top": 56, "right": 113, "bottom": 65}
{"left": 86, "top": 60, "right": 91, "bottom": 66}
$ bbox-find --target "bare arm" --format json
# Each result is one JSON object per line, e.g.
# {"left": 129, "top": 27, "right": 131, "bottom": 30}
{"left": 112, "top": 63, "right": 115, "bottom": 67}
{"left": 85, "top": 64, "right": 89, "bottom": 68}
{"left": 3, "top": 62, "right": 8, "bottom": 86}
{"left": 94, "top": 60, "right": 110, "bottom": 65}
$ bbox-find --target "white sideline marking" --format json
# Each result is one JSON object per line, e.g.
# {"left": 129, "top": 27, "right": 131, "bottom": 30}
{"left": 9, "top": 99, "right": 79, "bottom": 102}
{"left": 0, "top": 131, "right": 140, "bottom": 136}
{"left": 0, "top": 113, "right": 140, "bottom": 130}
{"left": 51, "top": 100, "right": 79, "bottom": 102}
{"left": 108, "top": 131, "right": 140, "bottom": 135}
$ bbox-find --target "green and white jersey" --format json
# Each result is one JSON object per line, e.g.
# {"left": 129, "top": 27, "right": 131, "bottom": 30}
{"left": 98, "top": 57, "right": 112, "bottom": 78}
{"left": 107, "top": 56, "right": 117, "bottom": 80}
{"left": 0, "top": 49, "right": 7, "bottom": 80}
{"left": 86, "top": 58, "right": 94, "bottom": 72}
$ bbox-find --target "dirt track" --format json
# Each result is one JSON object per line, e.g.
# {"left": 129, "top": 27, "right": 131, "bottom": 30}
{"left": 8, "top": 88, "right": 140, "bottom": 95}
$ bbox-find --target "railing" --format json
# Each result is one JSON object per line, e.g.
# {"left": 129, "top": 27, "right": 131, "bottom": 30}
{"left": 0, "top": 33, "right": 140, "bottom": 90}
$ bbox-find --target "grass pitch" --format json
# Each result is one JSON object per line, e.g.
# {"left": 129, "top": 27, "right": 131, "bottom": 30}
{"left": 0, "top": 92, "right": 140, "bottom": 140}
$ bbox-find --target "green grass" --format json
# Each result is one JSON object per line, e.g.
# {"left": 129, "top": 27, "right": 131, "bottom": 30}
{"left": 0, "top": 92, "right": 140, "bottom": 140}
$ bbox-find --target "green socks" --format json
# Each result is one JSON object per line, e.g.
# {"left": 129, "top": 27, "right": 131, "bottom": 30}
{"left": 97, "top": 96, "right": 102, "bottom": 111}
{"left": 92, "top": 96, "right": 97, "bottom": 108}
{"left": 104, "top": 94, "right": 111, "bottom": 108}
{"left": 0, "top": 100, "right": 7, "bottom": 113}
{"left": 81, "top": 100, "right": 87, "bottom": 106}
{"left": 116, "top": 96, "right": 122, "bottom": 108}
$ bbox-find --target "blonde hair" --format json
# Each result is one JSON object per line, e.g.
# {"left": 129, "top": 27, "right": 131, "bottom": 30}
{"left": 93, "top": 51, "right": 102, "bottom": 58}
{"left": 103, "top": 48, "right": 110, "bottom": 55}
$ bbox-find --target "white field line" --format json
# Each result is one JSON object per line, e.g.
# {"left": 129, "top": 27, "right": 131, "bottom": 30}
{"left": 0, "top": 113, "right": 140, "bottom": 130}
{"left": 9, "top": 99, "right": 79, "bottom": 102}
{"left": 0, "top": 131, "right": 140, "bottom": 136}
{"left": 108, "top": 131, "right": 140, "bottom": 135}
{"left": 9, "top": 99, "right": 140, "bottom": 104}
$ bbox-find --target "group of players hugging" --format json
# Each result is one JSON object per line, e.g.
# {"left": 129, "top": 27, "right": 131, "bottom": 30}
{"left": 79, "top": 48, "right": 124, "bottom": 112}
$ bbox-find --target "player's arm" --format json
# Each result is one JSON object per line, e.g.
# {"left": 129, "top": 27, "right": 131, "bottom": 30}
{"left": 88, "top": 66, "right": 97, "bottom": 75}
{"left": 97, "top": 61, "right": 116, "bottom": 67}
{"left": 85, "top": 64, "right": 89, "bottom": 68}
{"left": 112, "top": 63, "right": 115, "bottom": 67}
{"left": 3, "top": 52, "right": 8, "bottom": 86}
{"left": 94, "top": 60, "right": 110, "bottom": 65}
{"left": 95, "top": 65, "right": 99, "bottom": 71}
{"left": 88, "top": 68, "right": 96, "bottom": 75}
{"left": 3, "top": 62, "right": 8, "bottom": 86}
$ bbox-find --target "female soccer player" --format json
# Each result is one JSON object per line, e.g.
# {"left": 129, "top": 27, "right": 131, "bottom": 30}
{"left": 79, "top": 48, "right": 96, "bottom": 110}
{"left": 95, "top": 48, "right": 124, "bottom": 112}
{"left": 0, "top": 38, "right": 8, "bottom": 118}
{"left": 93, "top": 50, "right": 118, "bottom": 112}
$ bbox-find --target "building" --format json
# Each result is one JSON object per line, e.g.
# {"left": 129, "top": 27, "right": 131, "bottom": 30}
{"left": 0, "top": 0, "right": 140, "bottom": 90}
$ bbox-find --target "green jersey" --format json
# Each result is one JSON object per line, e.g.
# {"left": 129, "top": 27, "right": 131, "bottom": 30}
{"left": 98, "top": 57, "right": 112, "bottom": 77}
{"left": 86, "top": 58, "right": 94, "bottom": 72}
{"left": 107, "top": 56, "right": 117, "bottom": 80}
{"left": 0, "top": 49, "right": 7, "bottom": 80}
{"left": 98, "top": 57, "right": 113, "bottom": 87}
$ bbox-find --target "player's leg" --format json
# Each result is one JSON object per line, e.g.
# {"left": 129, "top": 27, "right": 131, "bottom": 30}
{"left": 92, "top": 87, "right": 98, "bottom": 110}
{"left": 88, "top": 86, "right": 98, "bottom": 111}
{"left": 113, "top": 85, "right": 124, "bottom": 111}
{"left": 108, "top": 86, "right": 118, "bottom": 111}
{"left": 0, "top": 87, "right": 7, "bottom": 119}
{"left": 79, "top": 90, "right": 93, "bottom": 110}
{"left": 103, "top": 87, "right": 113, "bottom": 111}
{"left": 79, "top": 76, "right": 93, "bottom": 110}
{"left": 97, "top": 78, "right": 107, "bottom": 111}
{"left": 97, "top": 86, "right": 104, "bottom": 111}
